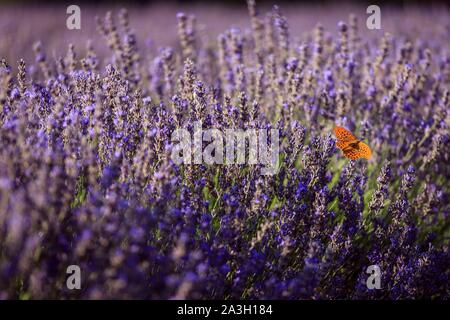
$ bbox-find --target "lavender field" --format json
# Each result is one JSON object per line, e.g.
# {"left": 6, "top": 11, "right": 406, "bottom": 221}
{"left": 0, "top": 1, "right": 449, "bottom": 299}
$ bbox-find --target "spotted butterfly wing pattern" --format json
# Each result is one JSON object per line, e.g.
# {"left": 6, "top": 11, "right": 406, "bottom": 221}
{"left": 336, "top": 140, "right": 350, "bottom": 150}
{"left": 343, "top": 148, "right": 360, "bottom": 160}
{"left": 333, "top": 126, "right": 357, "bottom": 143}
{"left": 334, "top": 126, "right": 357, "bottom": 151}
{"left": 333, "top": 126, "right": 372, "bottom": 160}
{"left": 355, "top": 141, "right": 372, "bottom": 159}
{"left": 342, "top": 141, "right": 372, "bottom": 160}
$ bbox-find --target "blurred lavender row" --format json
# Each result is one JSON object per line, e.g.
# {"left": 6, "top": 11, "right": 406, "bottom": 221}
{"left": 0, "top": 1, "right": 449, "bottom": 299}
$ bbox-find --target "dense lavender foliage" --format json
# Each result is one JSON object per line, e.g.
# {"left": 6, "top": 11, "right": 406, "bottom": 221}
{"left": 0, "top": 2, "right": 449, "bottom": 299}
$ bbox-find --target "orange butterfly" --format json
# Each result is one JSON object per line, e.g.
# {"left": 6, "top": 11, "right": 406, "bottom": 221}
{"left": 333, "top": 126, "right": 372, "bottom": 160}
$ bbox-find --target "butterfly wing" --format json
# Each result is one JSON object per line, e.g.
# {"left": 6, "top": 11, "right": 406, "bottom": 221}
{"left": 343, "top": 148, "right": 361, "bottom": 160}
{"left": 333, "top": 126, "right": 357, "bottom": 143}
{"left": 336, "top": 140, "right": 351, "bottom": 150}
{"left": 356, "top": 141, "right": 372, "bottom": 159}
{"left": 343, "top": 141, "right": 372, "bottom": 160}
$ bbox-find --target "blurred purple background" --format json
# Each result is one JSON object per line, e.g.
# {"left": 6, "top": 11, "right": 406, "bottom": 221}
{"left": 0, "top": 1, "right": 449, "bottom": 64}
